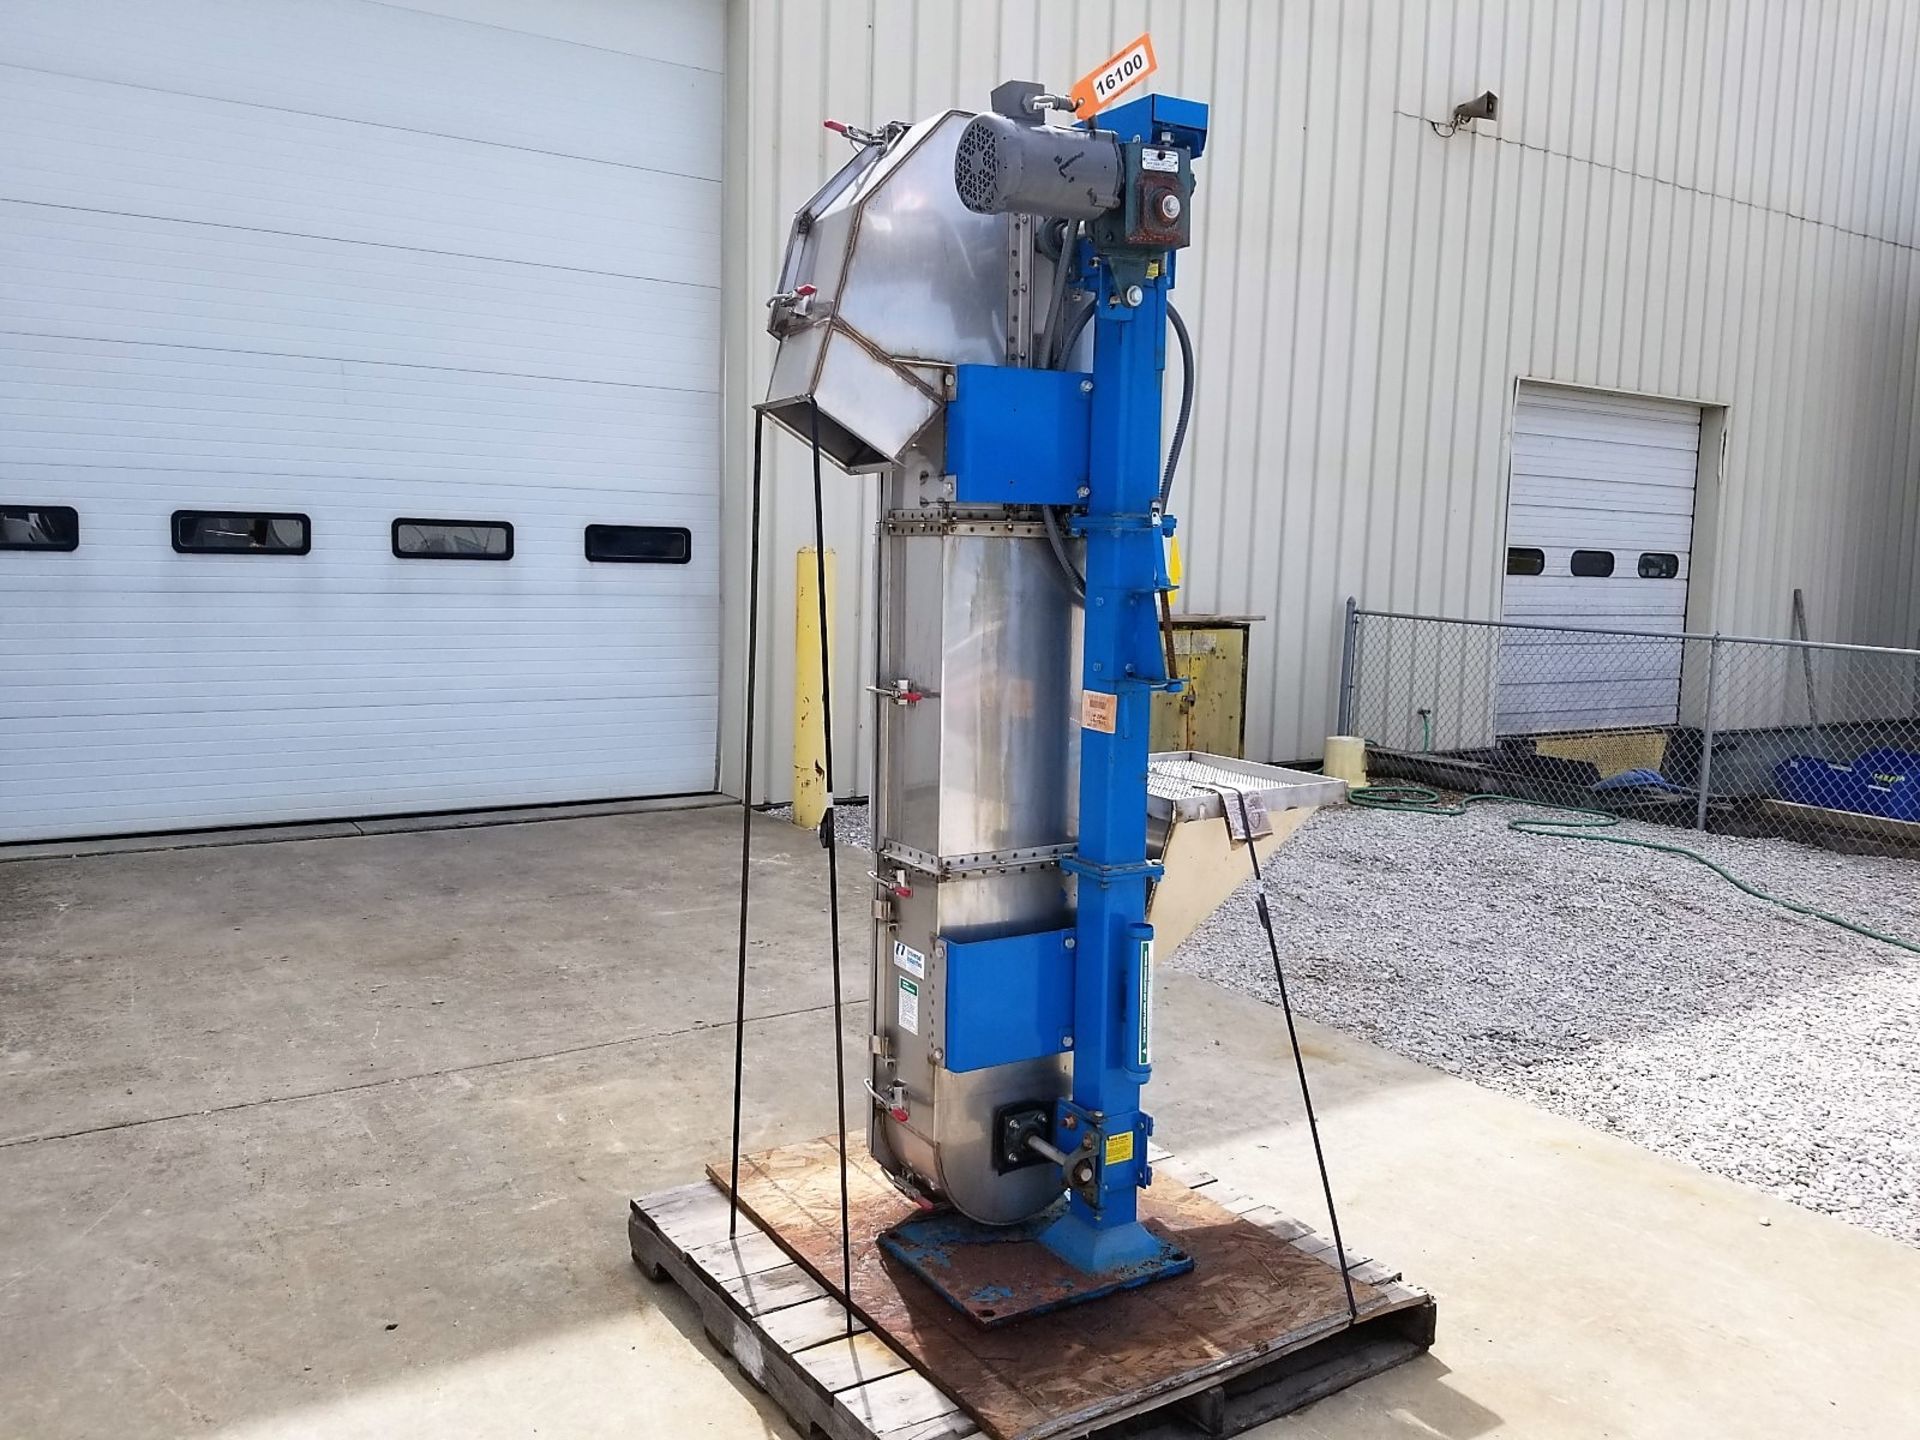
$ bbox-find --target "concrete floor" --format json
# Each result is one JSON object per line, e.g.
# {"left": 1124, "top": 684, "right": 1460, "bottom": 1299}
{"left": 2, "top": 806, "right": 1915, "bottom": 1439}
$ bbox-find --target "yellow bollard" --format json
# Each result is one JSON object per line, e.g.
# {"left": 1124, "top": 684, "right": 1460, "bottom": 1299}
{"left": 793, "top": 546, "right": 837, "bottom": 828}
{"left": 1323, "top": 735, "right": 1369, "bottom": 789}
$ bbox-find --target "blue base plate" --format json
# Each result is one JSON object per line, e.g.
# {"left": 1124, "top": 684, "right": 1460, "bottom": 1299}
{"left": 877, "top": 1199, "right": 1196, "bottom": 1328}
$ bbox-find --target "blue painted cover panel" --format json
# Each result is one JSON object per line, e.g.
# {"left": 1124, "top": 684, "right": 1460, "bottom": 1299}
{"left": 942, "top": 927, "right": 1074, "bottom": 1073}
{"left": 948, "top": 365, "right": 1090, "bottom": 505}
{"left": 1094, "top": 93, "right": 1210, "bottom": 156}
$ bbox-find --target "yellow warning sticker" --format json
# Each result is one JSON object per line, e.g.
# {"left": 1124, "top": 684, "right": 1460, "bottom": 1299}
{"left": 1104, "top": 1130, "right": 1135, "bottom": 1166}
{"left": 1081, "top": 689, "right": 1118, "bottom": 734}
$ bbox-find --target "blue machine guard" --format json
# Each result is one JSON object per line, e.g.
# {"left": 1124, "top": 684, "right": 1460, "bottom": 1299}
{"left": 941, "top": 928, "right": 1074, "bottom": 1073}
{"left": 948, "top": 366, "right": 1091, "bottom": 505}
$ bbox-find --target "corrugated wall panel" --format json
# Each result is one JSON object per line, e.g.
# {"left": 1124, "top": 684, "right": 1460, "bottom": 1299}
{"left": 722, "top": 0, "right": 1920, "bottom": 800}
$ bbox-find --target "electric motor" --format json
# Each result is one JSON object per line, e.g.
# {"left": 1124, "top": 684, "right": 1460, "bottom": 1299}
{"left": 953, "top": 114, "right": 1122, "bottom": 221}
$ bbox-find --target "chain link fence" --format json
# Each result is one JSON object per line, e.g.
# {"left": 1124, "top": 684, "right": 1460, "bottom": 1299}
{"left": 1337, "top": 601, "right": 1920, "bottom": 854}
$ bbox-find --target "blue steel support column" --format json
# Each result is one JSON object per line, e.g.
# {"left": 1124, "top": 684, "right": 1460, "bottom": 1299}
{"left": 1041, "top": 268, "right": 1181, "bottom": 1275}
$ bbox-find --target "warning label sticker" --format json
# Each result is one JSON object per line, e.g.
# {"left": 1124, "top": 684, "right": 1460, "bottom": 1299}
{"left": 1104, "top": 1130, "right": 1135, "bottom": 1166}
{"left": 897, "top": 976, "right": 920, "bottom": 1035}
{"left": 1080, "top": 689, "right": 1118, "bottom": 734}
{"left": 891, "top": 940, "right": 926, "bottom": 979}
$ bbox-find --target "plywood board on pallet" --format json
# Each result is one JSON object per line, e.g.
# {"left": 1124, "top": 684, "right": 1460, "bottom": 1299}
{"left": 711, "top": 1136, "right": 1417, "bottom": 1440}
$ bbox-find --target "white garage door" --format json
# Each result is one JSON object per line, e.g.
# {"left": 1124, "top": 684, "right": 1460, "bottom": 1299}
{"left": 0, "top": 0, "right": 723, "bottom": 842}
{"left": 1498, "top": 385, "right": 1701, "bottom": 735}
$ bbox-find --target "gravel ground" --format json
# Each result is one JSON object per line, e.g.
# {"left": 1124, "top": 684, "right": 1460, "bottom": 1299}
{"left": 774, "top": 796, "right": 1918, "bottom": 1243}
{"left": 766, "top": 800, "right": 871, "bottom": 850}
{"left": 1169, "top": 802, "right": 1920, "bottom": 1246}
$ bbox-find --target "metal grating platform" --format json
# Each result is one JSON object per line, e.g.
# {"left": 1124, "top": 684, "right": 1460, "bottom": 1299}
{"left": 1147, "top": 752, "right": 1348, "bottom": 824}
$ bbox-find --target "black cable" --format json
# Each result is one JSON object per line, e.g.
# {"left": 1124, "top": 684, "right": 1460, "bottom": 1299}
{"left": 1052, "top": 298, "right": 1095, "bottom": 370}
{"left": 1040, "top": 247, "right": 1093, "bottom": 602}
{"left": 1041, "top": 502, "right": 1085, "bottom": 604}
{"left": 1161, "top": 301, "right": 1195, "bottom": 508}
{"left": 1229, "top": 789, "right": 1359, "bottom": 1323}
{"left": 1036, "top": 220, "right": 1078, "bottom": 367}
{"left": 1044, "top": 298, "right": 1195, "bottom": 603}
{"left": 727, "top": 409, "right": 766, "bottom": 1237}
{"left": 807, "top": 398, "right": 856, "bottom": 1333}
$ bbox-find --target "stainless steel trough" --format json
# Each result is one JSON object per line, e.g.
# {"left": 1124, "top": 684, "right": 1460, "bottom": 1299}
{"left": 1147, "top": 751, "right": 1348, "bottom": 954}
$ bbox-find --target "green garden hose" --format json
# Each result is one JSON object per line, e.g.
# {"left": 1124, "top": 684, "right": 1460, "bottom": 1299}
{"left": 1348, "top": 784, "right": 1920, "bottom": 956}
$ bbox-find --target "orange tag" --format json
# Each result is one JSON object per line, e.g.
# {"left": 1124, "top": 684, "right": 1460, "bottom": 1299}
{"left": 1069, "top": 34, "right": 1157, "bottom": 118}
{"left": 1080, "top": 689, "right": 1118, "bottom": 734}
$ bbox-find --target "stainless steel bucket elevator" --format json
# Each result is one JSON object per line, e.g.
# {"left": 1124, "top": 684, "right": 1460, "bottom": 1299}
{"left": 757, "top": 80, "right": 1336, "bottom": 1321}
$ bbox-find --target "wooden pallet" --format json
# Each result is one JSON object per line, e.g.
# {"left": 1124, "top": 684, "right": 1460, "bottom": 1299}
{"left": 629, "top": 1138, "right": 1434, "bottom": 1440}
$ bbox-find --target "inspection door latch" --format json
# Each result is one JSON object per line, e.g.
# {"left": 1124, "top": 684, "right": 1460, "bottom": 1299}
{"left": 765, "top": 282, "right": 818, "bottom": 336}
{"left": 865, "top": 1078, "right": 911, "bottom": 1123}
{"left": 867, "top": 677, "right": 936, "bottom": 706}
{"left": 868, "top": 866, "right": 913, "bottom": 923}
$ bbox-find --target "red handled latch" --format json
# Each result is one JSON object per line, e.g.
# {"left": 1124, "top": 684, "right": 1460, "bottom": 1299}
{"left": 867, "top": 678, "right": 936, "bottom": 707}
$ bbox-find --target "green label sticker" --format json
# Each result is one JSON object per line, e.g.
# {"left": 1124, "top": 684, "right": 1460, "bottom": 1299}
{"left": 1138, "top": 938, "right": 1153, "bottom": 1067}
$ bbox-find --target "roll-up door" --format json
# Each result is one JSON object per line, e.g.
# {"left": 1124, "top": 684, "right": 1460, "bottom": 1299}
{"left": 1498, "top": 385, "right": 1701, "bottom": 735}
{"left": 0, "top": 0, "right": 723, "bottom": 841}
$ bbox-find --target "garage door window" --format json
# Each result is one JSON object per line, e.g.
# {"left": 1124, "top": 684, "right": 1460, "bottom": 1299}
{"left": 584, "top": 524, "right": 691, "bottom": 564}
{"left": 1569, "top": 549, "right": 1615, "bottom": 578}
{"left": 393, "top": 518, "right": 513, "bottom": 560}
{"left": 1506, "top": 546, "right": 1545, "bottom": 576}
{"left": 173, "top": 510, "right": 310, "bottom": 555}
{"left": 1638, "top": 552, "right": 1680, "bottom": 579}
{"left": 0, "top": 504, "right": 79, "bottom": 551}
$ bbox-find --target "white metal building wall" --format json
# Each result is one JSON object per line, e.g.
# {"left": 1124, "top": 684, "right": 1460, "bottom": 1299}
{"left": 721, "top": 0, "right": 1920, "bottom": 801}
{"left": 0, "top": 0, "right": 725, "bottom": 840}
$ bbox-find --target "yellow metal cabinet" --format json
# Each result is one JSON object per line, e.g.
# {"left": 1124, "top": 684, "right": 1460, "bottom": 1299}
{"left": 1149, "top": 615, "right": 1258, "bottom": 758}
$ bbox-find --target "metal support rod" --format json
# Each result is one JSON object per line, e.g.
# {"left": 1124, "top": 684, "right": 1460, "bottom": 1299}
{"left": 1695, "top": 634, "right": 1721, "bottom": 832}
{"left": 807, "top": 399, "right": 856, "bottom": 1332}
{"left": 1229, "top": 789, "right": 1359, "bottom": 1323}
{"left": 1158, "top": 589, "right": 1182, "bottom": 726}
{"left": 1336, "top": 596, "right": 1359, "bottom": 737}
{"left": 727, "top": 410, "right": 767, "bottom": 1237}
{"left": 1790, "top": 588, "right": 1835, "bottom": 761}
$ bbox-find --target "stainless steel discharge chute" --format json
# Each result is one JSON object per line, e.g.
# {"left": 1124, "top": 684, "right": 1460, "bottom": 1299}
{"left": 764, "top": 111, "right": 1012, "bottom": 471}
